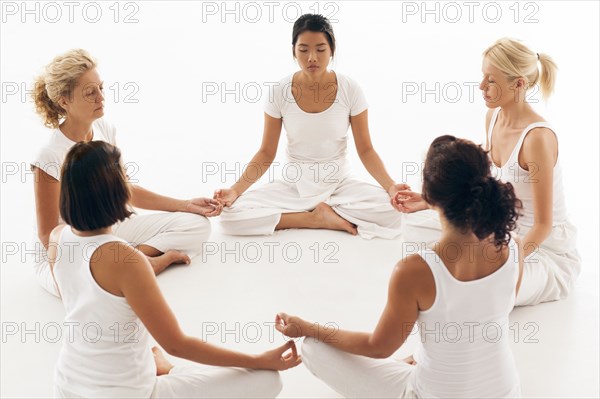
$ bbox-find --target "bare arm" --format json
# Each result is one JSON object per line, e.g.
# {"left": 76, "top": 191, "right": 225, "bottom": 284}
{"left": 32, "top": 167, "right": 61, "bottom": 248}
{"left": 514, "top": 236, "right": 525, "bottom": 296}
{"left": 129, "top": 185, "right": 188, "bottom": 212}
{"left": 231, "top": 114, "right": 282, "bottom": 195}
{"left": 115, "top": 245, "right": 298, "bottom": 370}
{"left": 47, "top": 224, "right": 67, "bottom": 298}
{"left": 130, "top": 185, "right": 222, "bottom": 217}
{"left": 277, "top": 256, "right": 423, "bottom": 359}
{"left": 215, "top": 114, "right": 282, "bottom": 206}
{"left": 350, "top": 110, "right": 397, "bottom": 195}
{"left": 519, "top": 128, "right": 557, "bottom": 257}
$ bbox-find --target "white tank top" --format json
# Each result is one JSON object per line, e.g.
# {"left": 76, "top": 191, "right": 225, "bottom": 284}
{"left": 53, "top": 227, "right": 155, "bottom": 398}
{"left": 413, "top": 239, "right": 521, "bottom": 398}
{"left": 487, "top": 107, "right": 568, "bottom": 228}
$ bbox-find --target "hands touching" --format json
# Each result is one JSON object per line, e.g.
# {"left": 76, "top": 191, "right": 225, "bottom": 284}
{"left": 213, "top": 188, "right": 240, "bottom": 208}
{"left": 387, "top": 183, "right": 411, "bottom": 211}
{"left": 394, "top": 190, "right": 430, "bottom": 213}
{"left": 387, "top": 184, "right": 430, "bottom": 213}
{"left": 184, "top": 197, "right": 223, "bottom": 217}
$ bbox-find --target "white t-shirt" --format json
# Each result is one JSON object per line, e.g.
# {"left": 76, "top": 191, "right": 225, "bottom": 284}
{"left": 264, "top": 72, "right": 368, "bottom": 163}
{"left": 31, "top": 118, "right": 117, "bottom": 181}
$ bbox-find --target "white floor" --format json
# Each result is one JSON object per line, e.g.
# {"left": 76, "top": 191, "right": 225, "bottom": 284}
{"left": 1, "top": 222, "right": 598, "bottom": 398}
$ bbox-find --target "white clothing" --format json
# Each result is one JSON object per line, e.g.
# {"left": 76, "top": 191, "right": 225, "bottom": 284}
{"left": 31, "top": 119, "right": 211, "bottom": 297}
{"left": 264, "top": 73, "right": 368, "bottom": 163}
{"left": 32, "top": 118, "right": 117, "bottom": 183}
{"left": 413, "top": 240, "right": 522, "bottom": 398}
{"left": 487, "top": 107, "right": 567, "bottom": 228}
{"left": 487, "top": 108, "right": 581, "bottom": 306}
{"left": 221, "top": 72, "right": 403, "bottom": 238}
{"left": 150, "top": 364, "right": 282, "bottom": 398}
{"left": 301, "top": 241, "right": 522, "bottom": 398}
{"left": 53, "top": 228, "right": 155, "bottom": 398}
{"left": 53, "top": 228, "right": 282, "bottom": 398}
{"left": 400, "top": 110, "right": 582, "bottom": 306}
{"left": 302, "top": 338, "right": 417, "bottom": 398}
{"left": 221, "top": 178, "right": 404, "bottom": 239}
{"left": 56, "top": 364, "right": 282, "bottom": 399}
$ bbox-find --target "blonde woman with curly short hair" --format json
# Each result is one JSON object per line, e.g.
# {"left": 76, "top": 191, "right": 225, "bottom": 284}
{"left": 31, "top": 49, "right": 220, "bottom": 297}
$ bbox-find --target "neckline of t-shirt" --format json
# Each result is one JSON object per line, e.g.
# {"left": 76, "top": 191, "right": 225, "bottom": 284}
{"left": 290, "top": 70, "right": 340, "bottom": 115}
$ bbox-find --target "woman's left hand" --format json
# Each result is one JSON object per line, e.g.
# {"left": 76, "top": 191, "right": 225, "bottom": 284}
{"left": 275, "top": 313, "right": 314, "bottom": 339}
{"left": 184, "top": 197, "right": 223, "bottom": 217}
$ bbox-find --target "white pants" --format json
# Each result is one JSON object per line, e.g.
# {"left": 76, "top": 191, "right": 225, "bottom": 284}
{"left": 220, "top": 178, "right": 403, "bottom": 239}
{"left": 34, "top": 212, "right": 211, "bottom": 297}
{"left": 54, "top": 365, "right": 281, "bottom": 398}
{"left": 151, "top": 364, "right": 282, "bottom": 398}
{"left": 515, "top": 220, "right": 582, "bottom": 306}
{"left": 399, "top": 210, "right": 582, "bottom": 307}
{"left": 301, "top": 338, "right": 417, "bottom": 398}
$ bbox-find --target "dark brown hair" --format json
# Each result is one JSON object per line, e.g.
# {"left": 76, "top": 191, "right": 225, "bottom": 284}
{"left": 60, "top": 141, "right": 132, "bottom": 231}
{"left": 292, "top": 14, "right": 336, "bottom": 58}
{"left": 422, "top": 135, "right": 522, "bottom": 249}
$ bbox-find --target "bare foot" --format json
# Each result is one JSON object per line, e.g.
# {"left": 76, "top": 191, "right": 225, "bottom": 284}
{"left": 312, "top": 203, "right": 358, "bottom": 235}
{"left": 148, "top": 250, "right": 191, "bottom": 275}
{"left": 402, "top": 355, "right": 416, "bottom": 365}
{"left": 152, "top": 346, "right": 174, "bottom": 376}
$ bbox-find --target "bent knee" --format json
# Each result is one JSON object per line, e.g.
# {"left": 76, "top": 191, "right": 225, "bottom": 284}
{"left": 254, "top": 370, "right": 282, "bottom": 398}
{"left": 175, "top": 212, "right": 211, "bottom": 237}
{"left": 301, "top": 337, "right": 328, "bottom": 371}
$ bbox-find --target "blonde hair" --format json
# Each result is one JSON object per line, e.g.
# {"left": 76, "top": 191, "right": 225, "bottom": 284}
{"left": 483, "top": 38, "right": 557, "bottom": 100}
{"left": 33, "top": 49, "right": 97, "bottom": 128}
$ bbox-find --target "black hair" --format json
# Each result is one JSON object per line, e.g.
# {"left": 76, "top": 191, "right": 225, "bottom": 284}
{"left": 422, "top": 135, "right": 522, "bottom": 249}
{"left": 60, "top": 141, "right": 132, "bottom": 231}
{"left": 292, "top": 14, "right": 336, "bottom": 58}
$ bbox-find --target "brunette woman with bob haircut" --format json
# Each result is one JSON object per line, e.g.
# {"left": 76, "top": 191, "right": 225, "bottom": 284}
{"left": 48, "top": 141, "right": 300, "bottom": 398}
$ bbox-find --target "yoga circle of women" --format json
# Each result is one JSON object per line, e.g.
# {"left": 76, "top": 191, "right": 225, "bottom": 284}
{"left": 29, "top": 12, "right": 581, "bottom": 398}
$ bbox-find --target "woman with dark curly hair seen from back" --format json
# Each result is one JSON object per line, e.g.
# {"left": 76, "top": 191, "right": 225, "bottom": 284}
{"left": 48, "top": 141, "right": 299, "bottom": 398}
{"left": 276, "top": 135, "right": 525, "bottom": 398}
{"left": 396, "top": 38, "right": 582, "bottom": 307}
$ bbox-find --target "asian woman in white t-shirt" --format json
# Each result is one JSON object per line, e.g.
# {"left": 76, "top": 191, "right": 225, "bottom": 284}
{"left": 214, "top": 14, "right": 408, "bottom": 239}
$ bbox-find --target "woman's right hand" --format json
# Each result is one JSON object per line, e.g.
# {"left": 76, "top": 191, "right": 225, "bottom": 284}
{"left": 395, "top": 190, "right": 430, "bottom": 213}
{"left": 254, "top": 340, "right": 302, "bottom": 371}
{"left": 213, "top": 188, "right": 240, "bottom": 207}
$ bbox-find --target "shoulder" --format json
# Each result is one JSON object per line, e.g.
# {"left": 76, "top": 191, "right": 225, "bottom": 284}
{"left": 31, "top": 131, "right": 69, "bottom": 179}
{"left": 270, "top": 74, "right": 293, "bottom": 92}
{"left": 266, "top": 74, "right": 294, "bottom": 101}
{"left": 522, "top": 126, "right": 558, "bottom": 158}
{"left": 336, "top": 73, "right": 361, "bottom": 91}
{"left": 49, "top": 224, "right": 67, "bottom": 246}
{"left": 390, "top": 253, "right": 432, "bottom": 291}
{"left": 93, "top": 241, "right": 151, "bottom": 275}
{"left": 93, "top": 118, "right": 117, "bottom": 144}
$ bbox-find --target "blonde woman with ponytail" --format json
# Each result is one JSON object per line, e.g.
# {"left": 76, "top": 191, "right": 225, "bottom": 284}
{"left": 31, "top": 49, "right": 220, "bottom": 297}
{"left": 395, "top": 38, "right": 581, "bottom": 307}
{"left": 476, "top": 38, "right": 581, "bottom": 306}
